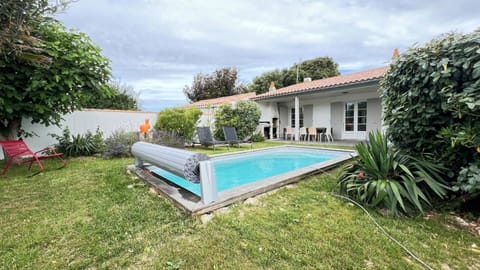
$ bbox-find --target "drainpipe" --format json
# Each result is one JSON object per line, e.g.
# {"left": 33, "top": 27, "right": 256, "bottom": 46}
{"left": 295, "top": 96, "right": 299, "bottom": 141}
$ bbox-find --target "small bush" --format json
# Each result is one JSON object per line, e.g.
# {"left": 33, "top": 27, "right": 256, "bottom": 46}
{"left": 251, "top": 132, "right": 265, "bottom": 142}
{"left": 154, "top": 107, "right": 202, "bottom": 143}
{"left": 337, "top": 131, "right": 448, "bottom": 216}
{"left": 150, "top": 130, "right": 184, "bottom": 148}
{"left": 102, "top": 130, "right": 139, "bottom": 158}
{"left": 51, "top": 127, "right": 104, "bottom": 157}
{"left": 214, "top": 100, "right": 261, "bottom": 140}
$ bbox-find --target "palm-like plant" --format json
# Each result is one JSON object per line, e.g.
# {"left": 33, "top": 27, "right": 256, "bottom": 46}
{"left": 338, "top": 131, "right": 449, "bottom": 216}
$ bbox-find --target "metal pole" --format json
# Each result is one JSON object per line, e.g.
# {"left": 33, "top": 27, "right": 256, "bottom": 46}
{"left": 295, "top": 96, "right": 300, "bottom": 141}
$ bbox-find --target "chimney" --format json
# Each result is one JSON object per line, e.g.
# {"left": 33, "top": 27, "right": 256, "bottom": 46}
{"left": 392, "top": 48, "right": 399, "bottom": 59}
{"left": 269, "top": 81, "right": 276, "bottom": 92}
{"left": 303, "top": 77, "right": 312, "bottom": 82}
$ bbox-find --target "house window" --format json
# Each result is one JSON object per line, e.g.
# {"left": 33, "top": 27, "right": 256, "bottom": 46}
{"left": 344, "top": 101, "right": 367, "bottom": 132}
{"left": 290, "top": 107, "right": 304, "bottom": 128}
{"left": 345, "top": 102, "right": 355, "bottom": 131}
{"left": 358, "top": 101, "right": 367, "bottom": 131}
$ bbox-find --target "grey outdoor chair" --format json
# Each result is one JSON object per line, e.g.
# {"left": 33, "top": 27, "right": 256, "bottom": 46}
{"left": 195, "top": 127, "right": 229, "bottom": 150}
{"left": 222, "top": 126, "right": 253, "bottom": 148}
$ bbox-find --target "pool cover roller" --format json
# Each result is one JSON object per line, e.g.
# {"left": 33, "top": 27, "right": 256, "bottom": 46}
{"left": 131, "top": 142, "right": 218, "bottom": 203}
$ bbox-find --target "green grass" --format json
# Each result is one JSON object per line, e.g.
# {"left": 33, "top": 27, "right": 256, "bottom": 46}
{"left": 0, "top": 149, "right": 479, "bottom": 269}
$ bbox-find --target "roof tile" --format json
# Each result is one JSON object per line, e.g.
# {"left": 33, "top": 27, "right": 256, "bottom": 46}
{"left": 253, "top": 66, "right": 389, "bottom": 100}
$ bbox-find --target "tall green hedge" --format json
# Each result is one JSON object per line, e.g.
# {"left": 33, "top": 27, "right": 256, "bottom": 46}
{"left": 381, "top": 29, "right": 480, "bottom": 183}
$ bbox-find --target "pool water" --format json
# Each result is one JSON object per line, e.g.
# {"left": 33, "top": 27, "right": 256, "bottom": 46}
{"left": 149, "top": 147, "right": 349, "bottom": 196}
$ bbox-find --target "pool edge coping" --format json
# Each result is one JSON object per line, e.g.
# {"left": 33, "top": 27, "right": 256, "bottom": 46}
{"left": 128, "top": 146, "right": 356, "bottom": 215}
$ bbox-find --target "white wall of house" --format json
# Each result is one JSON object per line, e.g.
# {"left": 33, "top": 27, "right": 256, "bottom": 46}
{"left": 257, "top": 102, "right": 280, "bottom": 138}
{"left": 197, "top": 106, "right": 216, "bottom": 128}
{"left": 1, "top": 109, "right": 157, "bottom": 159}
{"left": 257, "top": 102, "right": 275, "bottom": 122}
{"left": 256, "top": 85, "right": 382, "bottom": 141}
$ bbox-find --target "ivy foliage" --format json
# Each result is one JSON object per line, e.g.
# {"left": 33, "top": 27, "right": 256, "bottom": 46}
{"left": 213, "top": 100, "right": 261, "bottom": 140}
{"left": 154, "top": 107, "right": 202, "bottom": 143}
{"left": 381, "top": 29, "right": 480, "bottom": 183}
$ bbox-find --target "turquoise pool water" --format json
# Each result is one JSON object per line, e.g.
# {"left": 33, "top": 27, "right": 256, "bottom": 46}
{"left": 149, "top": 147, "right": 349, "bottom": 196}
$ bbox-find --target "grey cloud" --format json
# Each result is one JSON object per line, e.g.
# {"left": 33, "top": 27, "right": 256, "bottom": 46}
{"left": 57, "top": 0, "right": 480, "bottom": 111}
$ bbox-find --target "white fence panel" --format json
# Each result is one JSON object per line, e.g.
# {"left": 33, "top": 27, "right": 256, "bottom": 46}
{"left": 1, "top": 109, "right": 157, "bottom": 159}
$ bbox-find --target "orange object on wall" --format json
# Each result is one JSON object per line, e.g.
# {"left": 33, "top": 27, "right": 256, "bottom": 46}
{"left": 140, "top": 118, "right": 151, "bottom": 134}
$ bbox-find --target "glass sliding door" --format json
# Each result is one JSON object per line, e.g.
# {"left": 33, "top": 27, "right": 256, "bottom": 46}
{"left": 343, "top": 101, "right": 367, "bottom": 139}
{"left": 290, "top": 107, "right": 304, "bottom": 128}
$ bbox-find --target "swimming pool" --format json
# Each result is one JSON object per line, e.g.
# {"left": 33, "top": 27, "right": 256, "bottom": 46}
{"left": 148, "top": 146, "right": 351, "bottom": 197}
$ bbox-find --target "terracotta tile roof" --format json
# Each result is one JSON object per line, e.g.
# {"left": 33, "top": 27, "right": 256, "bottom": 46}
{"left": 252, "top": 66, "right": 389, "bottom": 100}
{"left": 185, "top": 92, "right": 256, "bottom": 107}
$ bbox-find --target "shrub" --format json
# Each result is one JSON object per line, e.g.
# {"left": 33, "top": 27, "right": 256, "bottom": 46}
{"left": 51, "top": 127, "right": 104, "bottom": 157}
{"left": 214, "top": 100, "right": 261, "bottom": 140}
{"left": 453, "top": 161, "right": 480, "bottom": 198}
{"left": 150, "top": 130, "right": 185, "bottom": 148}
{"left": 154, "top": 107, "right": 202, "bottom": 143}
{"left": 337, "top": 131, "right": 448, "bottom": 216}
{"left": 381, "top": 30, "right": 480, "bottom": 183}
{"left": 251, "top": 132, "right": 265, "bottom": 142}
{"left": 102, "top": 130, "right": 139, "bottom": 158}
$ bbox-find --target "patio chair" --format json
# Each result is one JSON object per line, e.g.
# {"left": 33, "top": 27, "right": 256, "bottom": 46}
{"left": 285, "top": 127, "right": 294, "bottom": 141}
{"left": 307, "top": 127, "right": 319, "bottom": 142}
{"left": 299, "top": 127, "right": 308, "bottom": 141}
{"left": 222, "top": 127, "right": 252, "bottom": 148}
{"left": 195, "top": 127, "right": 229, "bottom": 151}
{"left": 324, "top": 128, "right": 334, "bottom": 143}
{"left": 0, "top": 139, "right": 67, "bottom": 176}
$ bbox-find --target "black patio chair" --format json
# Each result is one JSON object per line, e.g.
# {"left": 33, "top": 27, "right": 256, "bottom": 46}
{"left": 222, "top": 126, "right": 253, "bottom": 149}
{"left": 195, "top": 127, "right": 229, "bottom": 151}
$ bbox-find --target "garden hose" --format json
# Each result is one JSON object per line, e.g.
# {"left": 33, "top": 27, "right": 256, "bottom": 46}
{"left": 315, "top": 167, "right": 434, "bottom": 270}
{"left": 329, "top": 192, "right": 434, "bottom": 270}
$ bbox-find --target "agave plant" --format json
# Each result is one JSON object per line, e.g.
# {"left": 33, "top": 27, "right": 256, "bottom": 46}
{"left": 338, "top": 131, "right": 449, "bottom": 216}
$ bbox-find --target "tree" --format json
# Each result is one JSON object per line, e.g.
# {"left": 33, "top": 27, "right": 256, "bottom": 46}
{"left": 154, "top": 107, "right": 202, "bottom": 143}
{"left": 301, "top": 57, "right": 340, "bottom": 80}
{"left": 83, "top": 81, "right": 139, "bottom": 110}
{"left": 247, "top": 69, "right": 286, "bottom": 95}
{"left": 213, "top": 100, "right": 261, "bottom": 140}
{"left": 248, "top": 57, "right": 340, "bottom": 94}
{"left": 0, "top": 20, "right": 113, "bottom": 139}
{"left": 0, "top": 0, "right": 68, "bottom": 63}
{"left": 183, "top": 67, "right": 247, "bottom": 102}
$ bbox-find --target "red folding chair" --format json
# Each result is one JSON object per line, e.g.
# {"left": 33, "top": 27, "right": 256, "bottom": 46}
{"left": 0, "top": 140, "right": 67, "bottom": 176}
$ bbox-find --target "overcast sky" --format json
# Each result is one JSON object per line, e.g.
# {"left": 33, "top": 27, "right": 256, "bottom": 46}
{"left": 56, "top": 0, "right": 480, "bottom": 111}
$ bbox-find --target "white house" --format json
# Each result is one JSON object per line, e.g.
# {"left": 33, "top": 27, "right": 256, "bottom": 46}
{"left": 185, "top": 92, "right": 257, "bottom": 127}
{"left": 251, "top": 66, "right": 389, "bottom": 141}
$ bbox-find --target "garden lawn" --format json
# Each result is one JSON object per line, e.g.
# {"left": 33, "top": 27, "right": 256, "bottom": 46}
{"left": 0, "top": 146, "right": 479, "bottom": 269}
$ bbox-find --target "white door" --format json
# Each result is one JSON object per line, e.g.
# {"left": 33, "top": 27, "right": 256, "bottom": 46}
{"left": 342, "top": 101, "right": 367, "bottom": 140}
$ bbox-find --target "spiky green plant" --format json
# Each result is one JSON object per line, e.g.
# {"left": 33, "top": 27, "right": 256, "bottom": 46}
{"left": 337, "top": 131, "right": 449, "bottom": 216}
